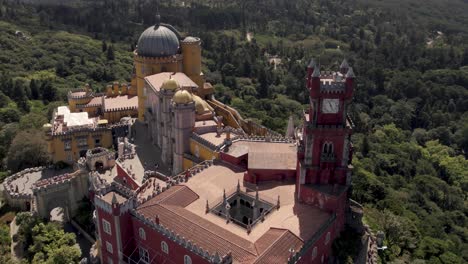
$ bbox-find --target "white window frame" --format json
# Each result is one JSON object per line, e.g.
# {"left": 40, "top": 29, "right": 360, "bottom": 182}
{"left": 102, "top": 219, "right": 112, "bottom": 235}
{"left": 139, "top": 227, "right": 146, "bottom": 240}
{"left": 139, "top": 247, "right": 149, "bottom": 264}
{"left": 184, "top": 255, "right": 192, "bottom": 264}
{"left": 312, "top": 247, "right": 317, "bottom": 260}
{"left": 161, "top": 241, "right": 169, "bottom": 254}
{"left": 325, "top": 232, "right": 331, "bottom": 245}
{"left": 106, "top": 241, "right": 113, "bottom": 253}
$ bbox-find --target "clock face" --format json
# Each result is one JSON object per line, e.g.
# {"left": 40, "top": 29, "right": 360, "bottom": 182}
{"left": 322, "top": 99, "right": 340, "bottom": 113}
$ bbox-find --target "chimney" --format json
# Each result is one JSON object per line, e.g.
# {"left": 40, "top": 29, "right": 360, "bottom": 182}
{"left": 121, "top": 83, "right": 128, "bottom": 95}
{"left": 155, "top": 214, "right": 160, "bottom": 225}
{"left": 106, "top": 84, "right": 113, "bottom": 97}
{"left": 113, "top": 82, "right": 119, "bottom": 95}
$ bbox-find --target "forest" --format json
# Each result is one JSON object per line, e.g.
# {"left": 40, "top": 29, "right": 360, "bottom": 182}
{"left": 0, "top": 0, "right": 467, "bottom": 263}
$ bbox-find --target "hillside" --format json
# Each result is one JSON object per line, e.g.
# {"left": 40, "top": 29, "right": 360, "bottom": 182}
{"left": 0, "top": 0, "right": 467, "bottom": 263}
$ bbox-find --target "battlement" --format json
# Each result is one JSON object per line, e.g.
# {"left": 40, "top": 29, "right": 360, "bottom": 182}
{"left": 32, "top": 169, "right": 84, "bottom": 193}
{"left": 319, "top": 81, "right": 346, "bottom": 93}
{"left": 134, "top": 51, "right": 183, "bottom": 64}
{"left": 131, "top": 207, "right": 232, "bottom": 264}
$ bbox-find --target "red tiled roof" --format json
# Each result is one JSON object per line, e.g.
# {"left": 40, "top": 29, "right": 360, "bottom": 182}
{"left": 140, "top": 185, "right": 199, "bottom": 207}
{"left": 104, "top": 95, "right": 138, "bottom": 111}
{"left": 85, "top": 96, "right": 103, "bottom": 107}
{"left": 136, "top": 203, "right": 258, "bottom": 262}
{"left": 254, "top": 228, "right": 303, "bottom": 264}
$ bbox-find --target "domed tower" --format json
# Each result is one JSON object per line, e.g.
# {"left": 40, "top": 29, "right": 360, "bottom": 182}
{"left": 133, "top": 18, "right": 183, "bottom": 121}
{"left": 172, "top": 90, "right": 195, "bottom": 174}
{"left": 181, "top": 36, "right": 204, "bottom": 92}
{"left": 159, "top": 78, "right": 179, "bottom": 167}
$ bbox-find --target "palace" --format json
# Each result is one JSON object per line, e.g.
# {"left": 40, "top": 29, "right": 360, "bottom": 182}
{"left": 4, "top": 17, "right": 363, "bottom": 264}
{"left": 89, "top": 19, "right": 361, "bottom": 264}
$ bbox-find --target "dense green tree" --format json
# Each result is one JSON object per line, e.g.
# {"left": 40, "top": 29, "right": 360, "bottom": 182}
{"left": 6, "top": 130, "right": 50, "bottom": 172}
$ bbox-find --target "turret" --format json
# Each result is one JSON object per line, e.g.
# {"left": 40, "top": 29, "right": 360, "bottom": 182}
{"left": 340, "top": 59, "right": 349, "bottom": 74}
{"left": 310, "top": 66, "right": 321, "bottom": 98}
{"left": 345, "top": 67, "right": 355, "bottom": 99}
{"left": 172, "top": 90, "right": 195, "bottom": 174}
{"left": 307, "top": 58, "right": 316, "bottom": 88}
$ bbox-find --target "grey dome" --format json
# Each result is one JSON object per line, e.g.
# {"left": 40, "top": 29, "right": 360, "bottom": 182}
{"left": 137, "top": 25, "right": 180, "bottom": 57}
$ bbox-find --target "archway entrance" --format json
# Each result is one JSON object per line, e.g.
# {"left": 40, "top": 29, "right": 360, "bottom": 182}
{"left": 95, "top": 161, "right": 104, "bottom": 171}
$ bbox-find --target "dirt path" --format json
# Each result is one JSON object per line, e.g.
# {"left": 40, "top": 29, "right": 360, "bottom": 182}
{"left": 10, "top": 216, "right": 23, "bottom": 260}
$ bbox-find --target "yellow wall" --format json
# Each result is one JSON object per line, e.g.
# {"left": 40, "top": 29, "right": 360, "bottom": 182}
{"left": 189, "top": 139, "right": 219, "bottom": 161}
{"left": 68, "top": 97, "right": 92, "bottom": 113}
{"left": 48, "top": 130, "right": 113, "bottom": 164}
{"left": 133, "top": 53, "right": 183, "bottom": 121}
{"left": 103, "top": 109, "right": 138, "bottom": 123}
{"left": 183, "top": 158, "right": 195, "bottom": 171}
{"left": 181, "top": 42, "right": 204, "bottom": 90}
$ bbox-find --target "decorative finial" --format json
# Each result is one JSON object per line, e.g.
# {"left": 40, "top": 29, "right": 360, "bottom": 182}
{"left": 312, "top": 66, "right": 321, "bottom": 78}
{"left": 111, "top": 193, "right": 118, "bottom": 204}
{"left": 154, "top": 2, "right": 161, "bottom": 28}
{"left": 346, "top": 67, "right": 355, "bottom": 78}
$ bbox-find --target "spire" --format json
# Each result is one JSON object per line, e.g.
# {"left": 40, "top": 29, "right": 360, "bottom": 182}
{"left": 154, "top": 2, "right": 161, "bottom": 28}
{"left": 340, "top": 58, "right": 349, "bottom": 69}
{"left": 285, "top": 115, "right": 295, "bottom": 138}
{"left": 307, "top": 58, "right": 316, "bottom": 68}
{"left": 111, "top": 193, "right": 118, "bottom": 204}
{"left": 312, "top": 66, "right": 321, "bottom": 78}
{"left": 346, "top": 67, "right": 355, "bottom": 78}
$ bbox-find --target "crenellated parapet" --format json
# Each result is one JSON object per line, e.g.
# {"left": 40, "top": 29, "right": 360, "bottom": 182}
{"left": 32, "top": 169, "right": 85, "bottom": 193}
{"left": 132, "top": 208, "right": 233, "bottom": 264}
{"left": 134, "top": 51, "right": 183, "bottom": 64}
{"left": 2, "top": 166, "right": 47, "bottom": 201}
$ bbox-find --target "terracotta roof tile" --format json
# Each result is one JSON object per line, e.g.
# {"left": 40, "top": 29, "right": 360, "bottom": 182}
{"left": 85, "top": 96, "right": 103, "bottom": 107}
{"left": 141, "top": 185, "right": 198, "bottom": 207}
{"left": 254, "top": 228, "right": 287, "bottom": 255}
{"left": 136, "top": 203, "right": 258, "bottom": 262}
{"left": 104, "top": 95, "right": 138, "bottom": 111}
{"left": 254, "top": 229, "right": 303, "bottom": 264}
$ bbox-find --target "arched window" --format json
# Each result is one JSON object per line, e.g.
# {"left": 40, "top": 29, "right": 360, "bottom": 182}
{"left": 161, "top": 241, "right": 169, "bottom": 254}
{"left": 184, "top": 255, "right": 192, "bottom": 264}
{"left": 322, "top": 143, "right": 329, "bottom": 154}
{"left": 311, "top": 247, "right": 317, "bottom": 260}
{"left": 325, "top": 232, "right": 331, "bottom": 245}
{"left": 139, "top": 228, "right": 146, "bottom": 240}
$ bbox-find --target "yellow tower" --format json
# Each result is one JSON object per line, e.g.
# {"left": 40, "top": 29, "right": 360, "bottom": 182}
{"left": 181, "top": 37, "right": 204, "bottom": 92}
{"left": 133, "top": 22, "right": 183, "bottom": 121}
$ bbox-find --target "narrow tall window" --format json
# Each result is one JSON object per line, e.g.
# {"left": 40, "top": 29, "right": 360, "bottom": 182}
{"left": 139, "top": 228, "right": 146, "bottom": 240}
{"left": 161, "top": 241, "right": 169, "bottom": 254}
{"left": 106, "top": 241, "right": 113, "bottom": 253}
{"left": 102, "top": 219, "right": 111, "bottom": 235}
{"left": 312, "top": 247, "right": 317, "bottom": 260}
{"left": 184, "top": 255, "right": 192, "bottom": 264}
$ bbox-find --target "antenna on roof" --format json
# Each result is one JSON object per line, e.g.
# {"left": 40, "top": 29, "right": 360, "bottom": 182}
{"left": 155, "top": 1, "right": 161, "bottom": 28}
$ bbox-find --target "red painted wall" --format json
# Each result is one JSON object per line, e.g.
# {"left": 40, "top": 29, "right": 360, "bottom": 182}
{"left": 97, "top": 207, "right": 119, "bottom": 264}
{"left": 116, "top": 163, "right": 140, "bottom": 190}
{"left": 295, "top": 222, "right": 336, "bottom": 264}
{"left": 244, "top": 168, "right": 296, "bottom": 184}
{"left": 131, "top": 218, "right": 209, "bottom": 264}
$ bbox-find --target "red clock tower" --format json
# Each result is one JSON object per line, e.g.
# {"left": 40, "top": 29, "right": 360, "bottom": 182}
{"left": 296, "top": 58, "right": 355, "bottom": 232}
